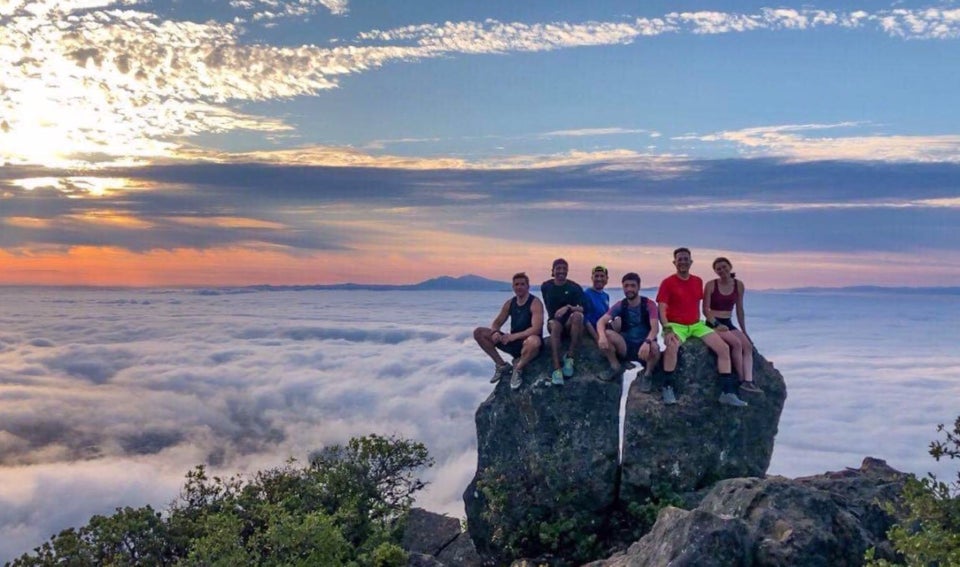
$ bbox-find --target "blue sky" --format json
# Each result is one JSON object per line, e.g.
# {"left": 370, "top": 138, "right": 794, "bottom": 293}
{"left": 1, "top": 0, "right": 958, "bottom": 287}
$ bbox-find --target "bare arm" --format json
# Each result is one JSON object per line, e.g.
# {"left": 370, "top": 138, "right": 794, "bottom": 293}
{"left": 703, "top": 280, "right": 715, "bottom": 324}
{"left": 647, "top": 300, "right": 660, "bottom": 342}
{"left": 511, "top": 297, "right": 544, "bottom": 341}
{"left": 489, "top": 300, "right": 511, "bottom": 332}
{"left": 735, "top": 280, "right": 747, "bottom": 334}
{"left": 658, "top": 301, "right": 673, "bottom": 334}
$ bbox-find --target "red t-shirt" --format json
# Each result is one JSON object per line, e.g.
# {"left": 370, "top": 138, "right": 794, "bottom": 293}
{"left": 656, "top": 274, "right": 704, "bottom": 325}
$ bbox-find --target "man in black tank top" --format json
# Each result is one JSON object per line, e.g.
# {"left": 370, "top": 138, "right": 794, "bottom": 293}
{"left": 473, "top": 272, "right": 544, "bottom": 390}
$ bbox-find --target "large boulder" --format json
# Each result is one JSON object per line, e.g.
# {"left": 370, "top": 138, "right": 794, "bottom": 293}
{"left": 587, "top": 458, "right": 907, "bottom": 567}
{"left": 464, "top": 337, "right": 788, "bottom": 565}
{"left": 463, "top": 339, "right": 623, "bottom": 565}
{"left": 620, "top": 339, "right": 787, "bottom": 502}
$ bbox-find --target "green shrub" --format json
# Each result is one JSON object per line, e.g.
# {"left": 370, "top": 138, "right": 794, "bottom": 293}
{"left": 866, "top": 417, "right": 960, "bottom": 566}
{"left": 8, "top": 434, "right": 431, "bottom": 567}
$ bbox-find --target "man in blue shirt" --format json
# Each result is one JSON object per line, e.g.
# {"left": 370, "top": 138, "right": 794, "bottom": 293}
{"left": 583, "top": 265, "right": 610, "bottom": 343}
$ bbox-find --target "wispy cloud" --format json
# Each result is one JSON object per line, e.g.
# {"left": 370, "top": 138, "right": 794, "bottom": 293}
{"left": 685, "top": 123, "right": 960, "bottom": 162}
{"left": 537, "top": 127, "right": 658, "bottom": 138}
{"left": 3, "top": 3, "right": 960, "bottom": 167}
{"left": 230, "top": 0, "right": 349, "bottom": 21}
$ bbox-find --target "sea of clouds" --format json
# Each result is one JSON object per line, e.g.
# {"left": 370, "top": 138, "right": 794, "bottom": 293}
{"left": 0, "top": 286, "right": 958, "bottom": 560}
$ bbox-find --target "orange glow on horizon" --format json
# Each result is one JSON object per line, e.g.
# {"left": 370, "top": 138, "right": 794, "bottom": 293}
{"left": 0, "top": 239, "right": 958, "bottom": 289}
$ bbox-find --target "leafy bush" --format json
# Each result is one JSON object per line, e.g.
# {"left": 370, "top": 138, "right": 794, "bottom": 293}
{"left": 866, "top": 417, "right": 960, "bottom": 566}
{"left": 9, "top": 434, "right": 431, "bottom": 567}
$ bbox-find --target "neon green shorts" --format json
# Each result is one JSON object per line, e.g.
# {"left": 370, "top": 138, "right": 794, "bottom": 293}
{"left": 665, "top": 321, "right": 714, "bottom": 343}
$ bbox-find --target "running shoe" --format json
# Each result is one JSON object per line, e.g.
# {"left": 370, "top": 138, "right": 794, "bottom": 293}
{"left": 490, "top": 363, "right": 512, "bottom": 384}
{"left": 551, "top": 368, "right": 565, "bottom": 386}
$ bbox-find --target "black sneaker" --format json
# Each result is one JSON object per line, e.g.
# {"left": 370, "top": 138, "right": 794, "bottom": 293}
{"left": 490, "top": 363, "right": 512, "bottom": 383}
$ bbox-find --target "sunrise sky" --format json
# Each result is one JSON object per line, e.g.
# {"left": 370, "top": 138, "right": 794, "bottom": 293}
{"left": 2, "top": 0, "right": 959, "bottom": 288}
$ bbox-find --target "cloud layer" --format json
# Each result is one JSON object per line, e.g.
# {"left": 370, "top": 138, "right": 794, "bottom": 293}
{"left": 0, "top": 286, "right": 958, "bottom": 561}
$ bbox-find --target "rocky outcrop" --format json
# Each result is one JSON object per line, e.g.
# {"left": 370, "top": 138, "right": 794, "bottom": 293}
{"left": 620, "top": 340, "right": 787, "bottom": 501}
{"left": 402, "top": 508, "right": 481, "bottom": 566}
{"left": 463, "top": 341, "right": 623, "bottom": 565}
{"left": 586, "top": 458, "right": 908, "bottom": 567}
{"left": 463, "top": 337, "right": 787, "bottom": 565}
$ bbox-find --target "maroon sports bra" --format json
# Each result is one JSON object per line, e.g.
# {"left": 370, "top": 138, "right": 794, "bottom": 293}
{"left": 710, "top": 280, "right": 737, "bottom": 311}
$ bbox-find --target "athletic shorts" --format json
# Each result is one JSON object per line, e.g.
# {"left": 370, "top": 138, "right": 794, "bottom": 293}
{"left": 624, "top": 340, "right": 647, "bottom": 366}
{"left": 495, "top": 339, "right": 524, "bottom": 358}
{"left": 706, "top": 317, "right": 737, "bottom": 331}
{"left": 550, "top": 310, "right": 582, "bottom": 329}
{"left": 666, "top": 321, "right": 714, "bottom": 343}
{"left": 712, "top": 317, "right": 737, "bottom": 330}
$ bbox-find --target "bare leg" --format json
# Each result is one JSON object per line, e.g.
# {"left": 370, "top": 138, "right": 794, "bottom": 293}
{"left": 601, "top": 330, "right": 627, "bottom": 369}
{"left": 474, "top": 327, "right": 506, "bottom": 366}
{"left": 732, "top": 330, "right": 754, "bottom": 382}
{"left": 515, "top": 336, "right": 542, "bottom": 372}
{"left": 718, "top": 330, "right": 744, "bottom": 379}
{"left": 548, "top": 319, "right": 564, "bottom": 370}
{"left": 642, "top": 344, "right": 661, "bottom": 377}
{"left": 585, "top": 323, "right": 599, "bottom": 343}
{"left": 663, "top": 334, "right": 680, "bottom": 372}
{"left": 702, "top": 332, "right": 732, "bottom": 374}
{"left": 566, "top": 312, "right": 584, "bottom": 359}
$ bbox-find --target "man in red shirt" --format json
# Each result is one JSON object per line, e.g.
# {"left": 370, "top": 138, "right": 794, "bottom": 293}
{"left": 656, "top": 247, "right": 746, "bottom": 407}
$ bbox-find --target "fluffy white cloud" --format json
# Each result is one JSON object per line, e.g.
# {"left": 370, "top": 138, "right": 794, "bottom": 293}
{"left": 0, "top": 286, "right": 958, "bottom": 561}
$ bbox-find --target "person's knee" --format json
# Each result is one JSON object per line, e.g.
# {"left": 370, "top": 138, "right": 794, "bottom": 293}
{"left": 570, "top": 311, "right": 584, "bottom": 323}
{"left": 473, "top": 327, "right": 487, "bottom": 342}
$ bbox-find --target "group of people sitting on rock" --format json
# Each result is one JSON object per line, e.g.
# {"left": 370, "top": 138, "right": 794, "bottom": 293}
{"left": 473, "top": 247, "right": 760, "bottom": 407}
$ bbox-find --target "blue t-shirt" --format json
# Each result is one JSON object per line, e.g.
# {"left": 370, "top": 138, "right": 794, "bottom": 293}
{"left": 583, "top": 287, "right": 610, "bottom": 328}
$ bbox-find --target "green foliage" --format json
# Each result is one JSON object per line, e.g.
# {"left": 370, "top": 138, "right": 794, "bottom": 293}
{"left": 475, "top": 467, "right": 679, "bottom": 565}
{"left": 866, "top": 417, "right": 960, "bottom": 567}
{"left": 624, "top": 481, "right": 684, "bottom": 538}
{"left": 9, "top": 434, "right": 429, "bottom": 567}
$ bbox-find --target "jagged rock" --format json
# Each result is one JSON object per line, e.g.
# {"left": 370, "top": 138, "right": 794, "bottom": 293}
{"left": 402, "top": 508, "right": 461, "bottom": 555}
{"left": 587, "top": 458, "right": 908, "bottom": 567}
{"left": 463, "top": 339, "right": 623, "bottom": 565}
{"left": 407, "top": 553, "right": 445, "bottom": 567}
{"left": 620, "top": 339, "right": 787, "bottom": 502}
{"left": 437, "top": 534, "right": 483, "bottom": 566}
{"left": 402, "top": 508, "right": 482, "bottom": 566}
{"left": 583, "top": 507, "right": 752, "bottom": 567}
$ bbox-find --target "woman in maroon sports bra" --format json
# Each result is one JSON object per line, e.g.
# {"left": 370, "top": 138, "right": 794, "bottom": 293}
{"left": 703, "top": 257, "right": 761, "bottom": 393}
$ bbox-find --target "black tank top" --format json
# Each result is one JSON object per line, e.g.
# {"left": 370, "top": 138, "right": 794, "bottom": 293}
{"left": 509, "top": 296, "right": 538, "bottom": 335}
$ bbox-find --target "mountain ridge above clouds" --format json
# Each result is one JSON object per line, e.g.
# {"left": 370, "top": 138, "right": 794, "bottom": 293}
{"left": 241, "top": 274, "right": 512, "bottom": 292}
